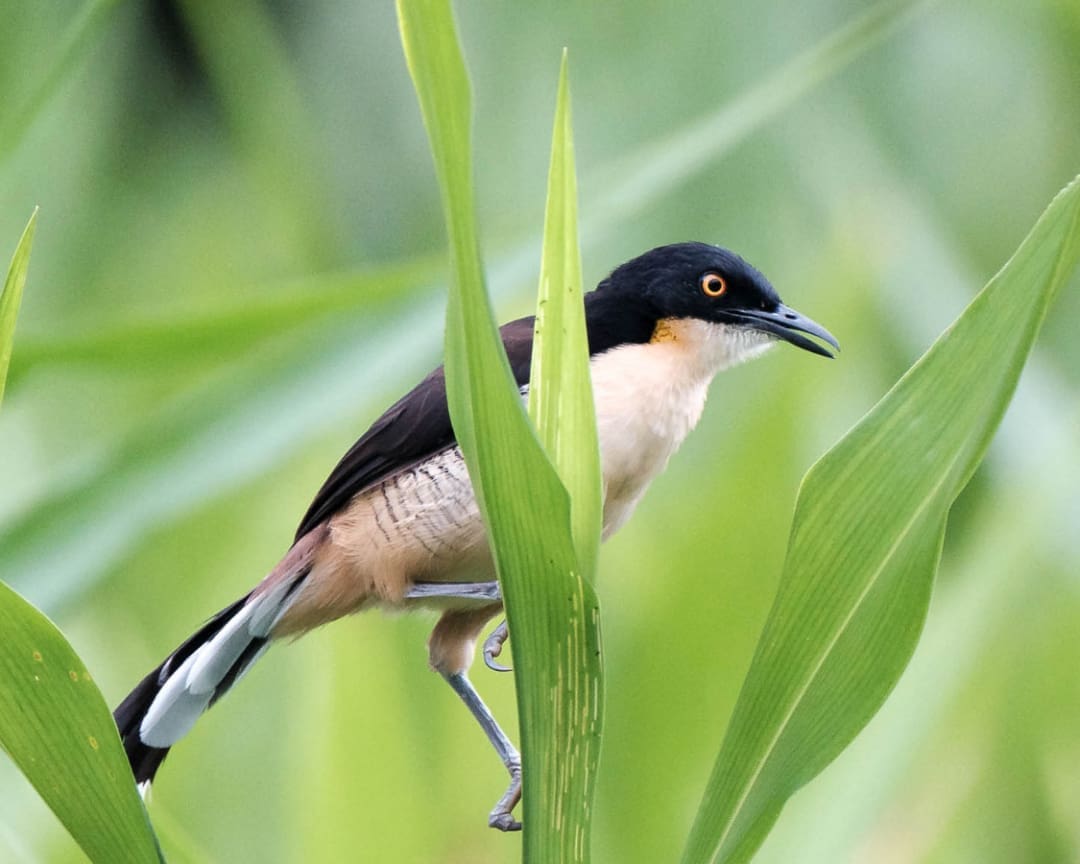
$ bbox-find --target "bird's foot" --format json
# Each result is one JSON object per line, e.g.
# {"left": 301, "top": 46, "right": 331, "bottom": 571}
{"left": 483, "top": 620, "right": 511, "bottom": 673}
{"left": 488, "top": 757, "right": 522, "bottom": 831}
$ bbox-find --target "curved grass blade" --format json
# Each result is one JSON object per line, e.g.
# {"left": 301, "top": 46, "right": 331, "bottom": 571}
{"left": 527, "top": 48, "right": 604, "bottom": 847}
{"left": 529, "top": 52, "right": 602, "bottom": 583}
{"left": 0, "top": 581, "right": 165, "bottom": 863}
{"left": 681, "top": 174, "right": 1080, "bottom": 864}
{"left": 397, "top": 2, "right": 601, "bottom": 859}
{"left": 0, "top": 209, "right": 37, "bottom": 406}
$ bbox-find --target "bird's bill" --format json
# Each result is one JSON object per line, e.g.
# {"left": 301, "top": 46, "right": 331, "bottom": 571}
{"left": 729, "top": 303, "right": 839, "bottom": 358}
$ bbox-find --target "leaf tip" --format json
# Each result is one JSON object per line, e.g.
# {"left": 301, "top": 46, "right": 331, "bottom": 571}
{"left": 20, "top": 207, "right": 39, "bottom": 248}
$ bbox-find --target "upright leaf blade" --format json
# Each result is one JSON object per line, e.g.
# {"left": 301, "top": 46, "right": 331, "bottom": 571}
{"left": 397, "top": 2, "right": 602, "bottom": 860}
{"left": 682, "top": 175, "right": 1080, "bottom": 864}
{"left": 0, "top": 582, "right": 164, "bottom": 863}
{"left": 530, "top": 52, "right": 602, "bottom": 581}
{"left": 0, "top": 208, "right": 37, "bottom": 406}
{"left": 527, "top": 50, "right": 605, "bottom": 855}
{"left": 0, "top": 210, "right": 163, "bottom": 861}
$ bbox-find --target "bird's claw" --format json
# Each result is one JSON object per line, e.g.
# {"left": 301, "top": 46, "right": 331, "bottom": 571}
{"left": 488, "top": 758, "right": 522, "bottom": 832}
{"left": 483, "top": 620, "right": 511, "bottom": 673}
{"left": 489, "top": 812, "right": 522, "bottom": 832}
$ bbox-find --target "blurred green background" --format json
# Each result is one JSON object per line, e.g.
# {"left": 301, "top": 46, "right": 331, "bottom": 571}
{"left": 2, "top": 1, "right": 1079, "bottom": 862}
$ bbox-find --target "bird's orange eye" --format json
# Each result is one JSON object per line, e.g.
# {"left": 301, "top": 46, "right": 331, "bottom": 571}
{"left": 701, "top": 273, "right": 727, "bottom": 297}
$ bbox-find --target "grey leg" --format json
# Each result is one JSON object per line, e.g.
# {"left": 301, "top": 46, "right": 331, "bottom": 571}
{"left": 443, "top": 671, "right": 522, "bottom": 831}
{"left": 405, "top": 581, "right": 502, "bottom": 602}
{"left": 483, "top": 620, "right": 511, "bottom": 672}
{"left": 412, "top": 582, "right": 520, "bottom": 827}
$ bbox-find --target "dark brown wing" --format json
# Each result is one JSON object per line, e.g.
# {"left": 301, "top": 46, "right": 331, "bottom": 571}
{"left": 294, "top": 316, "right": 537, "bottom": 541}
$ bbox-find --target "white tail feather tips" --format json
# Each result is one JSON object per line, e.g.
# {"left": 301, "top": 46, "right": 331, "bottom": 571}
{"left": 139, "top": 652, "right": 213, "bottom": 747}
{"left": 136, "top": 584, "right": 299, "bottom": 750}
{"left": 185, "top": 605, "right": 257, "bottom": 695}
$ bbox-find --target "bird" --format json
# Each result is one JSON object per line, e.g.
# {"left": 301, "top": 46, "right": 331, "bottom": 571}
{"left": 113, "top": 241, "right": 838, "bottom": 832}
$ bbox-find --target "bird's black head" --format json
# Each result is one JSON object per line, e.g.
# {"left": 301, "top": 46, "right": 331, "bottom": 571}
{"left": 594, "top": 242, "right": 838, "bottom": 358}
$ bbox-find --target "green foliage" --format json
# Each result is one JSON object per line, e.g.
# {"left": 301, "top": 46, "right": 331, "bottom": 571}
{"left": 1, "top": 1, "right": 1079, "bottom": 862}
{"left": 0, "top": 213, "right": 164, "bottom": 862}
{"left": 585, "top": 0, "right": 932, "bottom": 231}
{"left": 0, "top": 209, "right": 36, "bottom": 406}
{"left": 7, "top": 257, "right": 441, "bottom": 387}
{"left": 174, "top": 0, "right": 336, "bottom": 265}
{"left": 682, "top": 177, "right": 1080, "bottom": 864}
{"left": 530, "top": 52, "right": 603, "bottom": 577}
{"left": 0, "top": 0, "right": 123, "bottom": 162}
{"left": 397, "top": 2, "right": 602, "bottom": 859}
{"left": 0, "top": 583, "right": 164, "bottom": 864}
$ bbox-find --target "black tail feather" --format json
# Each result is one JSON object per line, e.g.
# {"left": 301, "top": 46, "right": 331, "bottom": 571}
{"left": 114, "top": 595, "right": 250, "bottom": 785}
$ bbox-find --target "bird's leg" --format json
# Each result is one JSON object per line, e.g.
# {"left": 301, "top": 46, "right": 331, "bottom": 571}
{"left": 405, "top": 581, "right": 502, "bottom": 602}
{"left": 482, "top": 619, "right": 511, "bottom": 673}
{"left": 417, "top": 587, "right": 521, "bottom": 826}
{"left": 442, "top": 671, "right": 522, "bottom": 831}
{"left": 406, "top": 584, "right": 513, "bottom": 673}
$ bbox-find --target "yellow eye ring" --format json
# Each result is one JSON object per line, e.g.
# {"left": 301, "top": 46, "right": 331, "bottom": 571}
{"left": 701, "top": 273, "right": 727, "bottom": 297}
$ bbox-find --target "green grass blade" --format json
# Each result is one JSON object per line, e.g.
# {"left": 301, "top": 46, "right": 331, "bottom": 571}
{"left": 397, "top": 3, "right": 601, "bottom": 859}
{"left": 0, "top": 581, "right": 164, "bottom": 863}
{"left": 681, "top": 174, "right": 1080, "bottom": 864}
{"left": 529, "top": 52, "right": 602, "bottom": 581}
{"left": 584, "top": 0, "right": 933, "bottom": 236}
{"left": 7, "top": 257, "right": 441, "bottom": 387}
{"left": 0, "top": 209, "right": 37, "bottom": 406}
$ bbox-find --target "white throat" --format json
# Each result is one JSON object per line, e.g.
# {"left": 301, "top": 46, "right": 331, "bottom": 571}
{"left": 649, "top": 318, "right": 775, "bottom": 378}
{"left": 589, "top": 318, "right": 773, "bottom": 538}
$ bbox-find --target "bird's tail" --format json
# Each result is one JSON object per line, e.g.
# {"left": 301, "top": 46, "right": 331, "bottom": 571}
{"left": 114, "top": 564, "right": 310, "bottom": 789}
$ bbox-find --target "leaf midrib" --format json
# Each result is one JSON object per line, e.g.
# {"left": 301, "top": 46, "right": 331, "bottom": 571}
{"left": 705, "top": 455, "right": 957, "bottom": 861}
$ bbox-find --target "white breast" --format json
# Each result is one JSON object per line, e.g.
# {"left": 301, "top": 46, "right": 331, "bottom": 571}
{"left": 590, "top": 319, "right": 773, "bottom": 537}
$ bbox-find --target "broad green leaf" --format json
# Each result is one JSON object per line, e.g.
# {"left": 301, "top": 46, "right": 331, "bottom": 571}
{"left": 529, "top": 52, "right": 602, "bottom": 580}
{"left": 397, "top": 2, "right": 601, "bottom": 860}
{"left": 681, "top": 175, "right": 1080, "bottom": 864}
{"left": 0, "top": 209, "right": 37, "bottom": 406}
{"left": 0, "top": 581, "right": 164, "bottom": 863}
